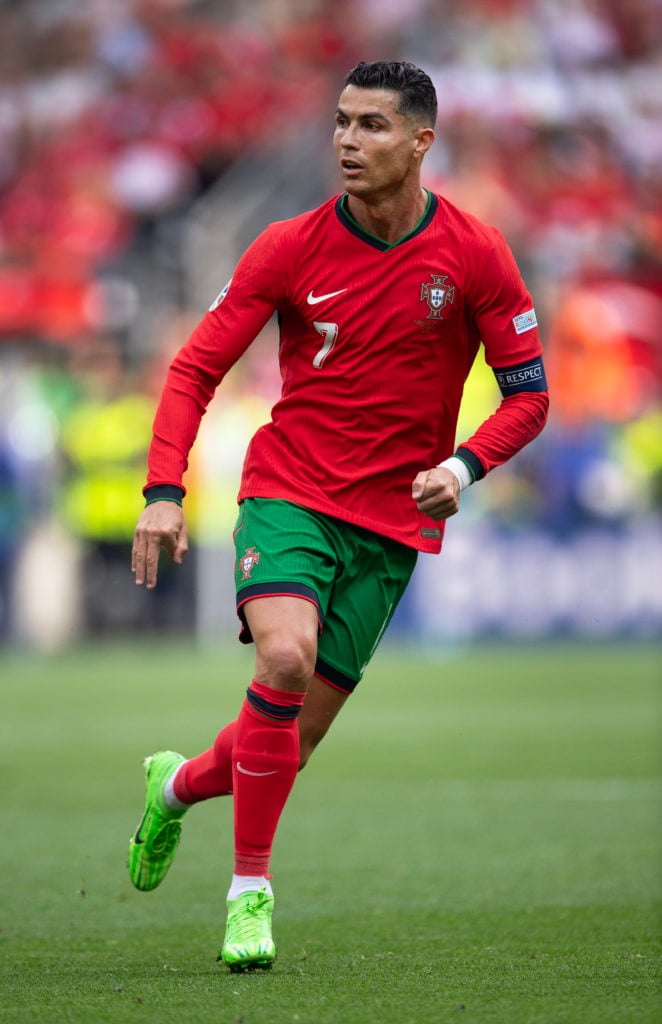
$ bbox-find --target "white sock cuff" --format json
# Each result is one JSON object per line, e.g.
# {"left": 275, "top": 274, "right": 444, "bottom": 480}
{"left": 227, "top": 874, "right": 273, "bottom": 900}
{"left": 163, "top": 762, "right": 190, "bottom": 811}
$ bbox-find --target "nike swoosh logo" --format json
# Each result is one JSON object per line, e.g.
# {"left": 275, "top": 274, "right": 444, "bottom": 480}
{"left": 133, "top": 811, "right": 149, "bottom": 844}
{"left": 306, "top": 288, "right": 348, "bottom": 305}
{"left": 236, "top": 762, "right": 279, "bottom": 777}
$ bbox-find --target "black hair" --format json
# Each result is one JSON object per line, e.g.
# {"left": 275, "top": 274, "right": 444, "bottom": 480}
{"left": 344, "top": 60, "right": 437, "bottom": 127}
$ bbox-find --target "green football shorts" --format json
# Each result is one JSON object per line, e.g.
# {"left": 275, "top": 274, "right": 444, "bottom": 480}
{"left": 233, "top": 498, "right": 417, "bottom": 693}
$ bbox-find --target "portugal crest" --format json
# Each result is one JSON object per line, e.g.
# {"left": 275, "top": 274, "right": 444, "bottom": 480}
{"left": 240, "top": 547, "right": 261, "bottom": 580}
{"left": 420, "top": 273, "right": 455, "bottom": 319}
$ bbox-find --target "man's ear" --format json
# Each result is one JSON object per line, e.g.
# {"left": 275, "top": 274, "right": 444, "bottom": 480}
{"left": 414, "top": 126, "right": 435, "bottom": 159}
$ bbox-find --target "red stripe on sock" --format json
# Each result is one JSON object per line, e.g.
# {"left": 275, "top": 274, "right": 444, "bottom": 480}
{"left": 249, "top": 680, "right": 307, "bottom": 711}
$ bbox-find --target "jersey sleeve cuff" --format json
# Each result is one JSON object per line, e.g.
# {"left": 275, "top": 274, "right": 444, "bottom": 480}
{"left": 143, "top": 484, "right": 185, "bottom": 506}
{"left": 454, "top": 447, "right": 485, "bottom": 482}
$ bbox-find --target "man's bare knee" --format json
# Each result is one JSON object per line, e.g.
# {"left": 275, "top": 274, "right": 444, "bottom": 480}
{"left": 255, "top": 635, "right": 316, "bottom": 690}
{"left": 245, "top": 595, "right": 319, "bottom": 690}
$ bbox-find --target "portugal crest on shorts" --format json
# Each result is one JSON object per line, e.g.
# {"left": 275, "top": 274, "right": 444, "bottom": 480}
{"left": 240, "top": 547, "right": 261, "bottom": 580}
{"left": 420, "top": 273, "right": 455, "bottom": 319}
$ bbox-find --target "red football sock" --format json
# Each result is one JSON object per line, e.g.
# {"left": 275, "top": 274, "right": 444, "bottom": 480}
{"left": 173, "top": 721, "right": 236, "bottom": 803}
{"left": 233, "top": 680, "right": 305, "bottom": 877}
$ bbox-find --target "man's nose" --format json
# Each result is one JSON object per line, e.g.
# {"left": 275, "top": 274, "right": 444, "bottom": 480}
{"left": 339, "top": 124, "right": 358, "bottom": 148}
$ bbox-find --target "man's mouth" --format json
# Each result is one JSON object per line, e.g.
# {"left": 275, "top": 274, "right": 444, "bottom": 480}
{"left": 341, "top": 159, "right": 363, "bottom": 173}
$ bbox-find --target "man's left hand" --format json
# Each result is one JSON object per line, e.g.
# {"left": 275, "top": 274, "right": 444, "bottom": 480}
{"left": 411, "top": 467, "right": 461, "bottom": 520}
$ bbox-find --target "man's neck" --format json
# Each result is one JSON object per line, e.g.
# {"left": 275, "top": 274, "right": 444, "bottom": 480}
{"left": 344, "top": 186, "right": 429, "bottom": 246}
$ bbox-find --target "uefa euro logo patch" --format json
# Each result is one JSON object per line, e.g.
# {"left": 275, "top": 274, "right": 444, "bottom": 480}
{"left": 420, "top": 273, "right": 455, "bottom": 319}
{"left": 512, "top": 308, "right": 538, "bottom": 334}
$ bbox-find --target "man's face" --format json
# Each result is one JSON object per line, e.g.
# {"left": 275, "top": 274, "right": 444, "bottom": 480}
{"left": 333, "top": 85, "right": 430, "bottom": 201}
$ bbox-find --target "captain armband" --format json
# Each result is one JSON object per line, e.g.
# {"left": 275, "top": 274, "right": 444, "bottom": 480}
{"left": 493, "top": 355, "right": 548, "bottom": 397}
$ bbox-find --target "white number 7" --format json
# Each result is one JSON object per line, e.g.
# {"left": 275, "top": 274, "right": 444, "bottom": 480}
{"left": 312, "top": 321, "right": 339, "bottom": 369}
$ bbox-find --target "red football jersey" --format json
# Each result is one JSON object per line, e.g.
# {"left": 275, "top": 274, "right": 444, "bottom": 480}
{"left": 146, "top": 192, "right": 548, "bottom": 552}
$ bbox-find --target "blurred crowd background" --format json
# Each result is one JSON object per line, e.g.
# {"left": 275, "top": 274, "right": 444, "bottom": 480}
{"left": 0, "top": 0, "right": 660, "bottom": 648}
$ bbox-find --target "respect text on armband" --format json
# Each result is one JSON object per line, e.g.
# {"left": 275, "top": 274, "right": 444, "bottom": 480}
{"left": 494, "top": 357, "right": 547, "bottom": 395}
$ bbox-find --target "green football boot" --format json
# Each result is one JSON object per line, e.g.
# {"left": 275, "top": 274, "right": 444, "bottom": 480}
{"left": 218, "top": 889, "right": 276, "bottom": 972}
{"left": 128, "top": 750, "right": 186, "bottom": 892}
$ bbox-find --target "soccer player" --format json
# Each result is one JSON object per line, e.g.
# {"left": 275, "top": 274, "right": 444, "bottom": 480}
{"left": 128, "top": 60, "right": 549, "bottom": 972}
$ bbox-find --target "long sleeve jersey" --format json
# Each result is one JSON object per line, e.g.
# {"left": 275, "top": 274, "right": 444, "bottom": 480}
{"left": 145, "top": 190, "right": 548, "bottom": 553}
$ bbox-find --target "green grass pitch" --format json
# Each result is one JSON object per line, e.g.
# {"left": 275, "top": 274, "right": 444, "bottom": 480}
{"left": 1, "top": 639, "right": 660, "bottom": 1024}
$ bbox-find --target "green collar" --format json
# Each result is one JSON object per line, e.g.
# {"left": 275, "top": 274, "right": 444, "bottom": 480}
{"left": 338, "top": 189, "right": 435, "bottom": 251}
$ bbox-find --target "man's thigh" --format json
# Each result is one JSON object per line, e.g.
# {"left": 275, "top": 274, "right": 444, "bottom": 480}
{"left": 233, "top": 499, "right": 338, "bottom": 641}
{"left": 233, "top": 498, "right": 417, "bottom": 692}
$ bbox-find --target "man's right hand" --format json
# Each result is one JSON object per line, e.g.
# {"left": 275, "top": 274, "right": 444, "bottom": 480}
{"left": 132, "top": 501, "right": 188, "bottom": 589}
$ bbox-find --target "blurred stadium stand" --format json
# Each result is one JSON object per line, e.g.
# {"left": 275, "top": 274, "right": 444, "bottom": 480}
{"left": 0, "top": 0, "right": 660, "bottom": 648}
